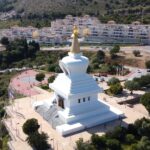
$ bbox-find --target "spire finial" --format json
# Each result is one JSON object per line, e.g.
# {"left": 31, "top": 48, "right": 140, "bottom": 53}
{"left": 73, "top": 25, "right": 78, "bottom": 37}
{"left": 70, "top": 26, "right": 80, "bottom": 54}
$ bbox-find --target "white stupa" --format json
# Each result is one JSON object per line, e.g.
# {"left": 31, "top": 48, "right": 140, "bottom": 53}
{"left": 34, "top": 26, "right": 123, "bottom": 136}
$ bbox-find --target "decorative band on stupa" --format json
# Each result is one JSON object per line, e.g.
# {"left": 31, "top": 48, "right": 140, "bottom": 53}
{"left": 70, "top": 26, "right": 80, "bottom": 54}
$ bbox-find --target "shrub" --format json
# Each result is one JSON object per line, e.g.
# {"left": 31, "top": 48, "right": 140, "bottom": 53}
{"left": 91, "top": 134, "right": 106, "bottom": 149}
{"left": 26, "top": 132, "right": 50, "bottom": 150}
{"left": 35, "top": 73, "right": 45, "bottom": 82}
{"left": 76, "top": 138, "right": 95, "bottom": 150}
{"left": 140, "top": 93, "right": 150, "bottom": 115}
{"left": 0, "top": 139, "right": 2, "bottom": 149}
{"left": 0, "top": 108, "right": 5, "bottom": 119}
{"left": 99, "top": 64, "right": 111, "bottom": 73}
{"left": 23, "top": 118, "right": 40, "bottom": 135}
{"left": 106, "top": 139, "right": 121, "bottom": 150}
{"left": 0, "top": 123, "right": 8, "bottom": 137}
{"left": 127, "top": 124, "right": 138, "bottom": 136}
{"left": 41, "top": 84, "right": 49, "bottom": 90}
{"left": 130, "top": 143, "right": 138, "bottom": 150}
{"left": 125, "top": 134, "right": 135, "bottom": 144}
{"left": 134, "top": 117, "right": 150, "bottom": 137}
{"left": 107, "top": 77, "right": 120, "bottom": 86}
{"left": 134, "top": 75, "right": 150, "bottom": 88}
{"left": 106, "top": 126, "right": 126, "bottom": 141}
{"left": 133, "top": 50, "right": 140, "bottom": 57}
{"left": 0, "top": 37, "right": 9, "bottom": 46}
{"left": 48, "top": 75, "right": 55, "bottom": 83}
{"left": 124, "top": 80, "right": 140, "bottom": 94}
{"left": 136, "top": 136, "right": 150, "bottom": 150}
{"left": 109, "top": 83, "right": 123, "bottom": 95}
{"left": 110, "top": 45, "right": 120, "bottom": 58}
{"left": 48, "top": 64, "right": 56, "bottom": 72}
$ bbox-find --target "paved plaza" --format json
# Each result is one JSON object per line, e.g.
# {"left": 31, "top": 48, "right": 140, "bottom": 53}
{"left": 9, "top": 70, "right": 51, "bottom": 97}
{"left": 4, "top": 88, "right": 149, "bottom": 150}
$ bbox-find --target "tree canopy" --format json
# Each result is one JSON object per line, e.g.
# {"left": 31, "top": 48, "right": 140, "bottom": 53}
{"left": 23, "top": 118, "right": 40, "bottom": 135}
{"left": 48, "top": 75, "right": 55, "bottom": 83}
{"left": 140, "top": 93, "right": 150, "bottom": 114}
{"left": 107, "top": 77, "right": 120, "bottom": 86}
{"left": 133, "top": 50, "right": 140, "bottom": 57}
{"left": 26, "top": 132, "right": 50, "bottom": 150}
{"left": 22, "top": 118, "right": 50, "bottom": 150}
{"left": 124, "top": 80, "right": 140, "bottom": 94}
{"left": 0, "top": 38, "right": 40, "bottom": 69}
{"left": 110, "top": 45, "right": 120, "bottom": 58}
{"left": 109, "top": 83, "right": 123, "bottom": 95}
{"left": 36, "top": 73, "right": 45, "bottom": 82}
{"left": 76, "top": 117, "right": 150, "bottom": 150}
{"left": 0, "top": 37, "right": 9, "bottom": 46}
{"left": 133, "top": 75, "right": 150, "bottom": 88}
{"left": 96, "top": 50, "right": 105, "bottom": 63}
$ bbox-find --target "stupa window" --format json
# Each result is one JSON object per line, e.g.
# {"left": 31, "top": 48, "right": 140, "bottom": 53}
{"left": 83, "top": 98, "right": 86, "bottom": 102}
{"left": 88, "top": 97, "right": 90, "bottom": 101}
{"left": 78, "top": 99, "right": 81, "bottom": 103}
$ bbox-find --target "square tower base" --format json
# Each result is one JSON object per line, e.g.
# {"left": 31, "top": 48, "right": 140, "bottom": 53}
{"left": 56, "top": 100, "right": 124, "bottom": 136}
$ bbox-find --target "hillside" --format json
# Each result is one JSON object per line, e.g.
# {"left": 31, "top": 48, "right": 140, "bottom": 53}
{"left": 0, "top": 0, "right": 150, "bottom": 25}
{"left": 0, "top": 0, "right": 127, "bottom": 17}
{"left": 14, "top": 0, "right": 121, "bottom": 16}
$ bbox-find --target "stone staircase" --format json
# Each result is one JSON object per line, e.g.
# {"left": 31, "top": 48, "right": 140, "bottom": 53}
{"left": 35, "top": 104, "right": 64, "bottom": 129}
{"left": 35, "top": 105, "right": 48, "bottom": 117}
{"left": 43, "top": 106, "right": 57, "bottom": 122}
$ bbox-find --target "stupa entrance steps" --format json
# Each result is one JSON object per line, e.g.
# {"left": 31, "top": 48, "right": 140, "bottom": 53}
{"left": 35, "top": 104, "right": 64, "bottom": 129}
{"left": 34, "top": 99, "right": 124, "bottom": 136}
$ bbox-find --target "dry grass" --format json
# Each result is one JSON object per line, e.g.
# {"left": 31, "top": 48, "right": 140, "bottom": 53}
{"left": 105, "top": 50, "right": 150, "bottom": 68}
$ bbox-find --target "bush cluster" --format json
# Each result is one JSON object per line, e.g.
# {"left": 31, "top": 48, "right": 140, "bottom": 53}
{"left": 0, "top": 38, "right": 40, "bottom": 69}
{"left": 107, "top": 77, "right": 123, "bottom": 96}
{"left": 76, "top": 117, "right": 150, "bottom": 150}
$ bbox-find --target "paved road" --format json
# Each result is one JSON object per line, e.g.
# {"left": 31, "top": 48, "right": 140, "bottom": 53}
{"left": 41, "top": 45, "right": 150, "bottom": 53}
{"left": 41, "top": 46, "right": 109, "bottom": 51}
{"left": 125, "top": 66, "right": 149, "bottom": 80}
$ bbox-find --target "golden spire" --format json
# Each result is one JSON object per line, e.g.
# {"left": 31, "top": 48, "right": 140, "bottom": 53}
{"left": 70, "top": 26, "right": 80, "bottom": 54}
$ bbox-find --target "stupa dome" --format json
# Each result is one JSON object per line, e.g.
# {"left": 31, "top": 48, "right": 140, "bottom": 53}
{"left": 59, "top": 26, "right": 89, "bottom": 77}
{"left": 60, "top": 54, "right": 89, "bottom": 77}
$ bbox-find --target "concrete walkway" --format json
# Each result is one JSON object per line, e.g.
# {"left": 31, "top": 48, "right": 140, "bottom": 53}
{"left": 4, "top": 89, "right": 149, "bottom": 150}
{"left": 9, "top": 70, "right": 51, "bottom": 97}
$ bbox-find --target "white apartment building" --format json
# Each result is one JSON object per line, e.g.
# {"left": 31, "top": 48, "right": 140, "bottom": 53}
{"left": 86, "top": 23, "right": 150, "bottom": 44}
{"left": 51, "top": 15, "right": 150, "bottom": 45}
{"left": 51, "top": 15, "right": 100, "bottom": 38}
{"left": 0, "top": 15, "right": 150, "bottom": 45}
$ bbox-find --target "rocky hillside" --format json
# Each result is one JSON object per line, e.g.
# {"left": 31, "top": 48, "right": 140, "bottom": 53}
{"left": 0, "top": 0, "right": 125, "bottom": 16}
{"left": 0, "top": 0, "right": 150, "bottom": 24}
{"left": 14, "top": 0, "right": 122, "bottom": 15}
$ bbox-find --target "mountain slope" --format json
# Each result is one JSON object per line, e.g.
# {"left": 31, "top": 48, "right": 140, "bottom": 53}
{"left": 0, "top": 0, "right": 150, "bottom": 24}
{"left": 14, "top": 0, "right": 109, "bottom": 15}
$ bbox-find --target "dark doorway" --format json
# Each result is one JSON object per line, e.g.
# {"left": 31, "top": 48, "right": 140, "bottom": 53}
{"left": 58, "top": 95, "right": 64, "bottom": 109}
